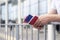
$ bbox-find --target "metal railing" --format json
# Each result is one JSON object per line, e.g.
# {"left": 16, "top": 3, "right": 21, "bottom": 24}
{"left": 0, "top": 24, "right": 56, "bottom": 40}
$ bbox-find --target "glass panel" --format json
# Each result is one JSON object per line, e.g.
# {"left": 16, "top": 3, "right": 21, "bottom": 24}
{"left": 1, "top": 5, "right": 6, "bottom": 24}
{"left": 31, "top": 0, "right": 38, "bottom": 5}
{"left": 24, "top": 6, "right": 29, "bottom": 18}
{"left": 0, "top": 6, "right": 2, "bottom": 24}
{"left": 21, "top": 3, "right": 24, "bottom": 18}
{"left": 12, "top": 0, "right": 18, "bottom": 5}
{"left": 31, "top": 3, "right": 38, "bottom": 16}
{"left": 24, "top": 0, "right": 30, "bottom": 7}
{"left": 39, "top": 0, "right": 48, "bottom": 15}
{"left": 8, "top": 4, "right": 17, "bottom": 24}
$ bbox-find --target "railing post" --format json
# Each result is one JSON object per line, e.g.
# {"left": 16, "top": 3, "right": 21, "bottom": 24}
{"left": 5, "top": 0, "right": 8, "bottom": 40}
{"left": 16, "top": 25, "right": 19, "bottom": 40}
{"left": 47, "top": 24, "right": 56, "bottom": 40}
{"left": 16, "top": 0, "right": 21, "bottom": 40}
{"left": 44, "top": 25, "right": 47, "bottom": 40}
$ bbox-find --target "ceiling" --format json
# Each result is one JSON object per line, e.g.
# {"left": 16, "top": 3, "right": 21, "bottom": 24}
{"left": 0, "top": 0, "right": 10, "bottom": 4}
{"left": 0, "top": 0, "right": 5, "bottom": 4}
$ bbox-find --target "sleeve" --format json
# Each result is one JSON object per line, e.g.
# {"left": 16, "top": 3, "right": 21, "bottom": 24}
{"left": 48, "top": 0, "right": 56, "bottom": 11}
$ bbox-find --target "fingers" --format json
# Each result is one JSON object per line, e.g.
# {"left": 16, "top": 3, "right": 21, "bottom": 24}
{"left": 37, "top": 25, "right": 44, "bottom": 29}
{"left": 33, "top": 25, "right": 43, "bottom": 29}
{"left": 33, "top": 19, "right": 43, "bottom": 29}
{"left": 33, "top": 19, "right": 40, "bottom": 28}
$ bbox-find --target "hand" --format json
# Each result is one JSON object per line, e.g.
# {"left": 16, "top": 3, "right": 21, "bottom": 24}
{"left": 39, "top": 14, "right": 50, "bottom": 25}
{"left": 33, "top": 14, "right": 50, "bottom": 29}
{"left": 33, "top": 18, "right": 43, "bottom": 29}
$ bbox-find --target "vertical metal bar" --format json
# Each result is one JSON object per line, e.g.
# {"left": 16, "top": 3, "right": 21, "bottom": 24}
{"left": 47, "top": 24, "right": 56, "bottom": 40}
{"left": 26, "top": 25, "right": 28, "bottom": 40}
{"left": 29, "top": 0, "right": 31, "bottom": 14}
{"left": 47, "top": 0, "right": 51, "bottom": 13}
{"left": 17, "top": 0, "right": 21, "bottom": 40}
{"left": 21, "top": 0, "right": 24, "bottom": 39}
{"left": 10, "top": 28, "right": 11, "bottom": 40}
{"left": 37, "top": 29, "right": 40, "bottom": 40}
{"left": 31, "top": 26, "right": 33, "bottom": 40}
{"left": 5, "top": 0, "right": 8, "bottom": 40}
{"left": 16, "top": 25, "right": 19, "bottom": 40}
{"left": 59, "top": 25, "right": 60, "bottom": 32}
{"left": 0, "top": 5, "right": 1, "bottom": 40}
{"left": 54, "top": 25, "right": 56, "bottom": 40}
{"left": 12, "top": 26, "right": 14, "bottom": 40}
{"left": 0, "top": 5, "right": 2, "bottom": 25}
{"left": 38, "top": 0, "right": 40, "bottom": 15}
{"left": 44, "top": 25, "right": 47, "bottom": 40}
{"left": 21, "top": 25, "right": 23, "bottom": 40}
{"left": 38, "top": 0, "right": 40, "bottom": 39}
{"left": 18, "top": 0, "right": 21, "bottom": 24}
{"left": 10, "top": 30, "right": 12, "bottom": 40}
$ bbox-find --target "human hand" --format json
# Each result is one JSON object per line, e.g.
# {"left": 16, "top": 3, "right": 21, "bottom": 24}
{"left": 33, "top": 14, "right": 50, "bottom": 29}
{"left": 39, "top": 14, "right": 50, "bottom": 25}
{"left": 33, "top": 18, "right": 44, "bottom": 29}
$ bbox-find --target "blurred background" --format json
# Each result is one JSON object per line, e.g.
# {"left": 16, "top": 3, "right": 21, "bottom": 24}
{"left": 0, "top": 0, "right": 60, "bottom": 40}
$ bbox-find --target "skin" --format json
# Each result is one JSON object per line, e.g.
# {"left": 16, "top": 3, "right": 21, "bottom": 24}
{"left": 33, "top": 9, "right": 60, "bottom": 29}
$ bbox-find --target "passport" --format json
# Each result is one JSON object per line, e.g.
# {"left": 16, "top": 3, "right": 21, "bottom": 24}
{"left": 24, "top": 15, "right": 38, "bottom": 25}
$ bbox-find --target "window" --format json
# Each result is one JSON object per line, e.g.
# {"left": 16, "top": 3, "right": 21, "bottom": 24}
{"left": 24, "top": 0, "right": 29, "bottom": 7}
{"left": 21, "top": 0, "right": 48, "bottom": 17}
{"left": 31, "top": 3, "right": 38, "bottom": 16}
{"left": 31, "top": 0, "right": 38, "bottom": 5}
{"left": 39, "top": 0, "right": 48, "bottom": 15}
{"left": 1, "top": 5, "right": 6, "bottom": 24}
{"left": 0, "top": 6, "right": 2, "bottom": 15}
{"left": 2, "top": 5, "right": 6, "bottom": 20}
{"left": 21, "top": 0, "right": 25, "bottom": 2}
{"left": 8, "top": 4, "right": 17, "bottom": 20}
{"left": 24, "top": 6, "right": 29, "bottom": 17}
{"left": 1, "top": 3, "right": 18, "bottom": 24}
{"left": 11, "top": 0, "right": 18, "bottom": 5}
